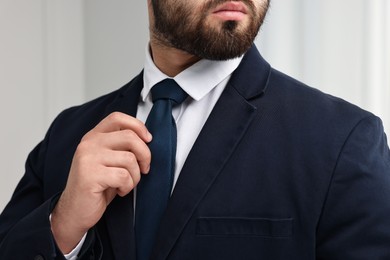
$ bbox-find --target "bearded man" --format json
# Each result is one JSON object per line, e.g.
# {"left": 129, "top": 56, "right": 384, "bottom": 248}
{"left": 1, "top": 0, "right": 390, "bottom": 259}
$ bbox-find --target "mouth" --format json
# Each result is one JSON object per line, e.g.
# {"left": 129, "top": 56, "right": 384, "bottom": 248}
{"left": 211, "top": 1, "right": 248, "bottom": 21}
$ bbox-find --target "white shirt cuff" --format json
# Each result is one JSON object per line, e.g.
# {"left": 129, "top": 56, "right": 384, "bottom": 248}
{"left": 49, "top": 214, "right": 87, "bottom": 260}
{"left": 63, "top": 233, "right": 87, "bottom": 260}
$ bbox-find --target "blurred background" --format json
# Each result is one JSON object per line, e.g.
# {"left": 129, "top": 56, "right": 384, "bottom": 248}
{"left": 0, "top": 0, "right": 389, "bottom": 210}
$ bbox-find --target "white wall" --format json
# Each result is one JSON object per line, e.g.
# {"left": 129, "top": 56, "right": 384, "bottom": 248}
{"left": 1, "top": 0, "right": 389, "bottom": 211}
{"left": 84, "top": 0, "right": 148, "bottom": 99}
{"left": 0, "top": 0, "right": 85, "bottom": 210}
{"left": 0, "top": 0, "right": 47, "bottom": 209}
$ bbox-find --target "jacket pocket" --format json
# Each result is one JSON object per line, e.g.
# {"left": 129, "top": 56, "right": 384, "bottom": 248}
{"left": 196, "top": 217, "right": 293, "bottom": 238}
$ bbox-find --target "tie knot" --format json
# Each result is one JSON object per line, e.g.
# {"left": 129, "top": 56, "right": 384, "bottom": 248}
{"left": 151, "top": 79, "right": 188, "bottom": 106}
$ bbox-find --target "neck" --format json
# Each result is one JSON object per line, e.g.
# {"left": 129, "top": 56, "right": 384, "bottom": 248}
{"left": 149, "top": 37, "right": 201, "bottom": 77}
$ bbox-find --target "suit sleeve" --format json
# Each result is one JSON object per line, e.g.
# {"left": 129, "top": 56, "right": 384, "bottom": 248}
{"left": 316, "top": 115, "right": 390, "bottom": 259}
{"left": 0, "top": 115, "right": 100, "bottom": 259}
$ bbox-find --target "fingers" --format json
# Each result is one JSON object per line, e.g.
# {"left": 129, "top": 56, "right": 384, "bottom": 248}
{"left": 100, "top": 150, "right": 143, "bottom": 185}
{"left": 61, "top": 112, "right": 150, "bottom": 225}
{"left": 94, "top": 112, "right": 152, "bottom": 143}
{"left": 98, "top": 130, "right": 152, "bottom": 173}
{"left": 53, "top": 112, "right": 151, "bottom": 251}
{"left": 98, "top": 167, "right": 137, "bottom": 197}
{"left": 81, "top": 112, "right": 152, "bottom": 174}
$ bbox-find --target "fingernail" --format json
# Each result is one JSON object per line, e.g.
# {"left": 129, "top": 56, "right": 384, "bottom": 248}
{"left": 147, "top": 131, "right": 152, "bottom": 142}
{"left": 144, "top": 164, "right": 150, "bottom": 174}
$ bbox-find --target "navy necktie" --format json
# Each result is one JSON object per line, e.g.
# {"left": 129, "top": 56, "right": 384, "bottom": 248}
{"left": 135, "top": 79, "right": 188, "bottom": 260}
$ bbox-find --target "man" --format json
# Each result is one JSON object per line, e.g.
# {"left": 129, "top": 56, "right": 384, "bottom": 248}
{"left": 1, "top": 0, "right": 390, "bottom": 259}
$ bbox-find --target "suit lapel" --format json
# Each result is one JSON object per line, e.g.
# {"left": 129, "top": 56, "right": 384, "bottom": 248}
{"left": 102, "top": 72, "right": 143, "bottom": 260}
{"left": 151, "top": 46, "right": 271, "bottom": 259}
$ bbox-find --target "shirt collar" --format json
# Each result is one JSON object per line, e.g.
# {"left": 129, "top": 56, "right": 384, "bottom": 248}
{"left": 142, "top": 45, "right": 243, "bottom": 102}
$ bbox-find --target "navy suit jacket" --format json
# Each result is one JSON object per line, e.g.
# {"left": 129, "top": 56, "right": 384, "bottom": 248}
{"left": 1, "top": 46, "right": 390, "bottom": 259}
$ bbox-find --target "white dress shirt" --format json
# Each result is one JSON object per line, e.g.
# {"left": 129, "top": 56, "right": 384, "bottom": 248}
{"left": 64, "top": 47, "right": 242, "bottom": 259}
{"left": 140, "top": 47, "right": 242, "bottom": 188}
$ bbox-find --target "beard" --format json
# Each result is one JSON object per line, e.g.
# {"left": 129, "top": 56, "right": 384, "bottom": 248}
{"left": 151, "top": 0, "right": 270, "bottom": 60}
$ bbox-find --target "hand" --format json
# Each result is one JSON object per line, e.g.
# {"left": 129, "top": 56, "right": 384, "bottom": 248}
{"left": 51, "top": 112, "right": 152, "bottom": 253}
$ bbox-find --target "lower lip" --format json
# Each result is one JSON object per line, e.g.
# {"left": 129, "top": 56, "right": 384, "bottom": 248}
{"left": 212, "top": 11, "right": 246, "bottom": 21}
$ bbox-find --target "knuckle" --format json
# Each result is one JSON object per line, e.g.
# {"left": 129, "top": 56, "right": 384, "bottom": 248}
{"left": 144, "top": 149, "right": 152, "bottom": 162}
{"left": 76, "top": 140, "right": 97, "bottom": 157}
{"left": 79, "top": 131, "right": 98, "bottom": 146}
{"left": 133, "top": 172, "right": 141, "bottom": 185}
{"left": 122, "top": 129, "right": 137, "bottom": 140}
{"left": 125, "top": 152, "right": 137, "bottom": 164}
{"left": 110, "top": 111, "right": 123, "bottom": 122}
{"left": 118, "top": 168, "right": 135, "bottom": 190}
{"left": 114, "top": 169, "right": 128, "bottom": 183}
{"left": 117, "top": 168, "right": 129, "bottom": 179}
{"left": 128, "top": 177, "right": 135, "bottom": 190}
{"left": 74, "top": 151, "right": 87, "bottom": 163}
{"left": 137, "top": 147, "right": 151, "bottom": 164}
{"left": 80, "top": 132, "right": 92, "bottom": 143}
{"left": 133, "top": 118, "right": 144, "bottom": 129}
{"left": 77, "top": 139, "right": 89, "bottom": 150}
{"left": 123, "top": 154, "right": 141, "bottom": 183}
{"left": 130, "top": 163, "right": 141, "bottom": 182}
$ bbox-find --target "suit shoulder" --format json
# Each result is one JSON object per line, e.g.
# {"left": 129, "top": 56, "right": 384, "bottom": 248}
{"left": 53, "top": 91, "right": 115, "bottom": 128}
{"left": 48, "top": 81, "right": 134, "bottom": 138}
{"left": 266, "top": 68, "right": 373, "bottom": 123}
